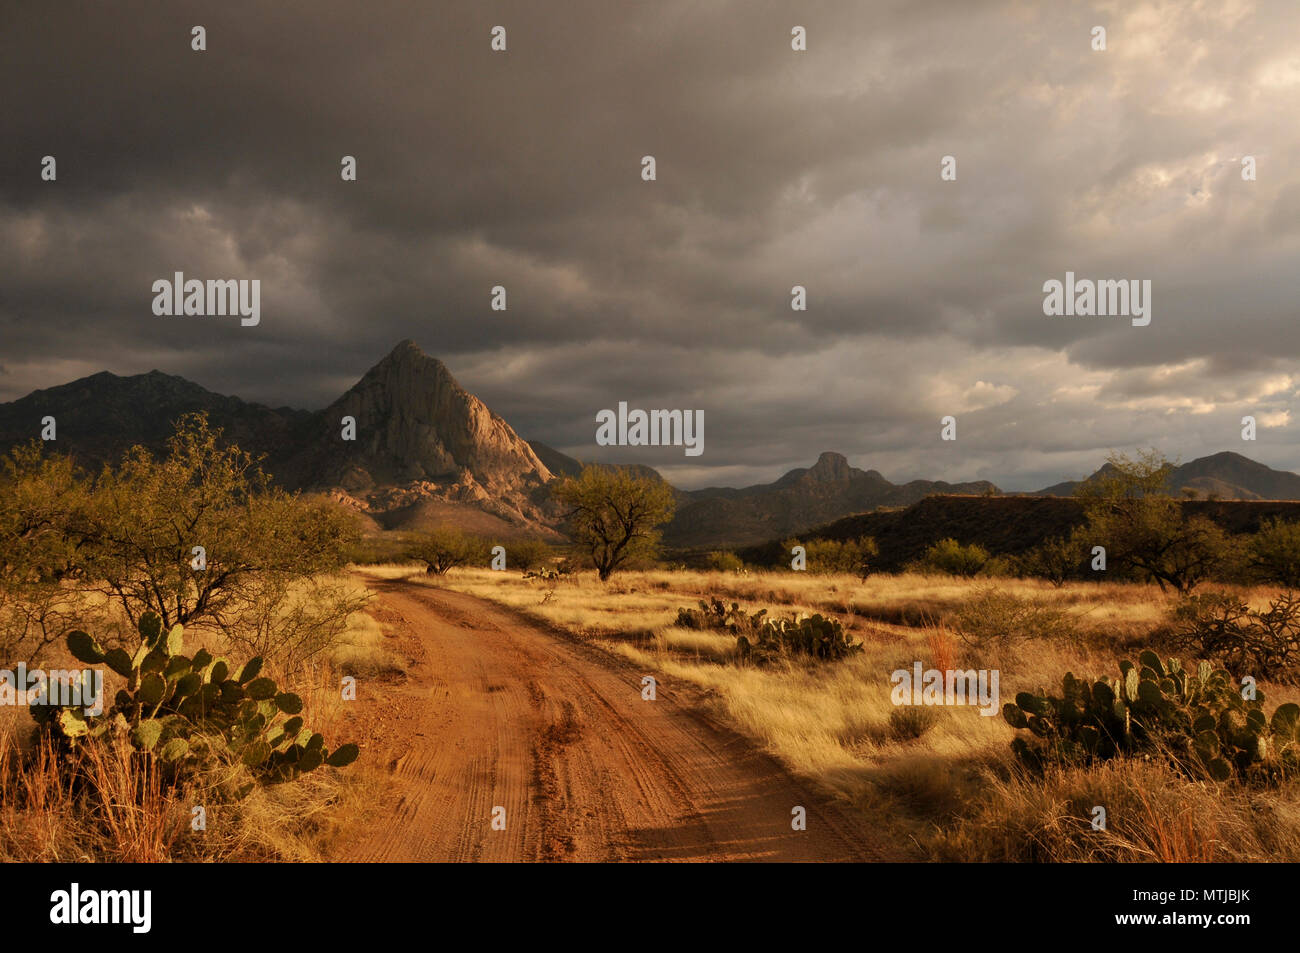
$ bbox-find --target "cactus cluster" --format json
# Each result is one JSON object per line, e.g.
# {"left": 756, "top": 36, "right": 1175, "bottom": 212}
{"left": 522, "top": 568, "right": 570, "bottom": 582}
{"left": 38, "top": 611, "right": 357, "bottom": 790}
{"left": 737, "top": 612, "right": 862, "bottom": 663}
{"left": 673, "top": 599, "right": 860, "bottom": 662}
{"left": 674, "top": 598, "right": 767, "bottom": 634}
{"left": 1004, "top": 649, "right": 1300, "bottom": 783}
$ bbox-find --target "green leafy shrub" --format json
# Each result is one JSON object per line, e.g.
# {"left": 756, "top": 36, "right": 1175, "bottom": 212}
{"left": 704, "top": 551, "right": 746, "bottom": 573}
{"left": 782, "top": 536, "right": 878, "bottom": 578}
{"left": 737, "top": 613, "right": 862, "bottom": 663}
{"left": 41, "top": 611, "right": 357, "bottom": 794}
{"left": 978, "top": 555, "right": 1019, "bottom": 578}
{"left": 804, "top": 538, "right": 879, "bottom": 579}
{"left": 407, "top": 527, "right": 490, "bottom": 575}
{"left": 1020, "top": 531, "right": 1089, "bottom": 587}
{"left": 1003, "top": 650, "right": 1300, "bottom": 784}
{"left": 1248, "top": 519, "right": 1300, "bottom": 587}
{"left": 1169, "top": 591, "right": 1300, "bottom": 683}
{"left": 505, "top": 537, "right": 553, "bottom": 572}
{"left": 919, "top": 538, "right": 989, "bottom": 577}
{"left": 949, "top": 587, "right": 1073, "bottom": 648}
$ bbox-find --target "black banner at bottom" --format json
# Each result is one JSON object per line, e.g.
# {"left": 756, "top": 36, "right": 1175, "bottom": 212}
{"left": 2, "top": 861, "right": 1274, "bottom": 941}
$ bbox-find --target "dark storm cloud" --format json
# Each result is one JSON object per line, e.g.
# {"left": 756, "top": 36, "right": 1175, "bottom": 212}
{"left": 2, "top": 0, "right": 1298, "bottom": 488}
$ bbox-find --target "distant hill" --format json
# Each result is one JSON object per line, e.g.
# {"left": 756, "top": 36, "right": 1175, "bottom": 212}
{"left": 0, "top": 368, "right": 313, "bottom": 476}
{"left": 663, "top": 451, "right": 998, "bottom": 548}
{"left": 1031, "top": 451, "right": 1300, "bottom": 501}
{"left": 741, "top": 495, "right": 1300, "bottom": 572}
{"left": 524, "top": 445, "right": 1001, "bottom": 548}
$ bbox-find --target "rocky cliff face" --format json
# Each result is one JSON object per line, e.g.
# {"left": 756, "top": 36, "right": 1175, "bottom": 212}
{"left": 315, "top": 340, "right": 552, "bottom": 490}
{"left": 287, "top": 341, "right": 556, "bottom": 531}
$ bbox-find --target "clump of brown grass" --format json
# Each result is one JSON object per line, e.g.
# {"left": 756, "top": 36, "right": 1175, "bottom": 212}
{"left": 927, "top": 626, "right": 956, "bottom": 673}
{"left": 932, "top": 758, "right": 1300, "bottom": 862}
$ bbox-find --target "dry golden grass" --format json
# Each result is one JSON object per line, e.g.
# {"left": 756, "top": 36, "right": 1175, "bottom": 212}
{"left": 0, "top": 657, "right": 378, "bottom": 862}
{"left": 434, "top": 563, "right": 1300, "bottom": 861}
{"left": 933, "top": 759, "right": 1300, "bottom": 862}
{"left": 0, "top": 573, "right": 393, "bottom": 862}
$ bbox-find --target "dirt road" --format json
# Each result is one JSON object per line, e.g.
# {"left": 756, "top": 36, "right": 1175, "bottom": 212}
{"left": 337, "top": 578, "right": 886, "bottom": 862}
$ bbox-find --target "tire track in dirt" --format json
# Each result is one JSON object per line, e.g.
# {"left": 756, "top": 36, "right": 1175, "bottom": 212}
{"left": 337, "top": 577, "right": 892, "bottom": 862}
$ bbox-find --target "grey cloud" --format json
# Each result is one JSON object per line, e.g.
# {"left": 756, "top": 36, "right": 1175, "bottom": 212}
{"left": 2, "top": 0, "right": 1298, "bottom": 489}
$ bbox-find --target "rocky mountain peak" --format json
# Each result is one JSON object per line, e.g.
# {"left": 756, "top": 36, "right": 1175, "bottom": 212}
{"left": 805, "top": 451, "right": 852, "bottom": 482}
{"left": 322, "top": 340, "right": 553, "bottom": 490}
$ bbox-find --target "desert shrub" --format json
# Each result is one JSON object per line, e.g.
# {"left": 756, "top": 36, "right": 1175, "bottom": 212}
{"left": 736, "top": 613, "right": 862, "bottom": 663}
{"left": 1169, "top": 591, "right": 1300, "bottom": 683}
{"left": 919, "top": 538, "right": 989, "bottom": 577}
{"left": 221, "top": 575, "right": 370, "bottom": 675}
{"left": 1248, "top": 519, "right": 1300, "bottom": 587}
{"left": 79, "top": 415, "right": 359, "bottom": 631}
{"left": 948, "top": 587, "right": 1072, "bottom": 648}
{"left": 888, "top": 705, "right": 940, "bottom": 741}
{"left": 0, "top": 583, "right": 79, "bottom": 668}
{"left": 506, "top": 537, "right": 553, "bottom": 572}
{"left": 42, "top": 611, "right": 358, "bottom": 796}
{"left": 673, "top": 598, "right": 767, "bottom": 634}
{"left": 0, "top": 419, "right": 360, "bottom": 665}
{"left": 793, "top": 537, "right": 879, "bottom": 579}
{"left": 1003, "top": 651, "right": 1300, "bottom": 784}
{"left": 782, "top": 536, "right": 875, "bottom": 578}
{"left": 0, "top": 446, "right": 88, "bottom": 665}
{"left": 553, "top": 555, "right": 585, "bottom": 576}
{"left": 705, "top": 551, "right": 746, "bottom": 573}
{"left": 408, "top": 527, "right": 490, "bottom": 575}
{"left": 978, "top": 555, "right": 1018, "bottom": 577}
{"left": 672, "top": 600, "right": 860, "bottom": 662}
{"left": 1021, "top": 531, "right": 1089, "bottom": 587}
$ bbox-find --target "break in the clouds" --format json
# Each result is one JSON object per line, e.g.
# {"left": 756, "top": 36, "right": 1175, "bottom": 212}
{"left": 1, "top": 0, "right": 1298, "bottom": 489}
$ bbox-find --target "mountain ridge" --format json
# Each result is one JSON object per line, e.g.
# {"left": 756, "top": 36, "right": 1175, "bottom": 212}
{"left": 1028, "top": 450, "right": 1300, "bottom": 501}
{"left": 4, "top": 343, "right": 1300, "bottom": 549}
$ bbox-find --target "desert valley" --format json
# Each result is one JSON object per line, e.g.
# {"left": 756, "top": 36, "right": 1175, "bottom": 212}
{"left": 5, "top": 340, "right": 1300, "bottom": 864}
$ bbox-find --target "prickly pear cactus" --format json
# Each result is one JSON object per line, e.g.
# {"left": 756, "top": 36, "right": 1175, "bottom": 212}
{"left": 1003, "top": 650, "right": 1288, "bottom": 784}
{"left": 735, "top": 612, "right": 862, "bottom": 663}
{"left": 46, "top": 611, "right": 358, "bottom": 790}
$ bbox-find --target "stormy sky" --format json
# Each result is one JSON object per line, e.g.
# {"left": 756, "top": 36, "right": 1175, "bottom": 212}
{"left": 2, "top": 0, "right": 1298, "bottom": 490}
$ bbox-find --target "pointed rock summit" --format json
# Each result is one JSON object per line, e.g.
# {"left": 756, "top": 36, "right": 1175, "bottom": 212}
{"left": 321, "top": 340, "right": 552, "bottom": 490}
{"left": 805, "top": 451, "right": 852, "bottom": 483}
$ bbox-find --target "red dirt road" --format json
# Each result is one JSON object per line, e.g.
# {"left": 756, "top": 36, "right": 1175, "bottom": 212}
{"left": 337, "top": 578, "right": 886, "bottom": 862}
